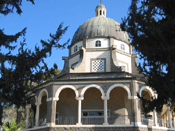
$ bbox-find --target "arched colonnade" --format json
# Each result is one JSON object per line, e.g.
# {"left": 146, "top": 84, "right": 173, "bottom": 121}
{"left": 26, "top": 84, "right": 156, "bottom": 127}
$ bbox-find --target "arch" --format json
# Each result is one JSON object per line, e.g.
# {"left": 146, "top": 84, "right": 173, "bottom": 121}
{"left": 80, "top": 84, "right": 105, "bottom": 98}
{"left": 38, "top": 89, "right": 49, "bottom": 102}
{"left": 139, "top": 86, "right": 154, "bottom": 97}
{"left": 106, "top": 84, "right": 132, "bottom": 99}
{"left": 55, "top": 85, "right": 79, "bottom": 100}
{"left": 35, "top": 96, "right": 37, "bottom": 103}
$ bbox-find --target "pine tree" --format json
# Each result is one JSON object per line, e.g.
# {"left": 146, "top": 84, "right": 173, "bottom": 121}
{"left": 121, "top": 0, "right": 175, "bottom": 113}
{"left": 0, "top": 0, "right": 69, "bottom": 124}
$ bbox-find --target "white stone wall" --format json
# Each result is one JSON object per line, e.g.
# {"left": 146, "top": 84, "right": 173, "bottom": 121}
{"left": 86, "top": 51, "right": 111, "bottom": 72}
{"left": 68, "top": 38, "right": 132, "bottom": 73}
{"left": 87, "top": 38, "right": 109, "bottom": 48}
{"left": 116, "top": 53, "right": 132, "bottom": 73}
{"left": 71, "top": 41, "right": 83, "bottom": 55}
{"left": 114, "top": 39, "right": 129, "bottom": 54}
{"left": 69, "top": 54, "right": 80, "bottom": 68}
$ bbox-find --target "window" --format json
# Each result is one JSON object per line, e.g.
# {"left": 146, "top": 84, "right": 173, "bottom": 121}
{"left": 82, "top": 110, "right": 110, "bottom": 117}
{"left": 95, "top": 40, "right": 101, "bottom": 47}
{"left": 121, "top": 44, "right": 125, "bottom": 51}
{"left": 74, "top": 45, "right": 77, "bottom": 53}
{"left": 92, "top": 59, "right": 105, "bottom": 72}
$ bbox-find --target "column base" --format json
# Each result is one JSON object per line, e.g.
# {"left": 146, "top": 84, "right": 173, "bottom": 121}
{"left": 131, "top": 122, "right": 142, "bottom": 126}
{"left": 153, "top": 123, "right": 159, "bottom": 127}
{"left": 103, "top": 123, "right": 109, "bottom": 125}
{"left": 46, "top": 122, "right": 55, "bottom": 127}
{"left": 76, "top": 123, "right": 82, "bottom": 125}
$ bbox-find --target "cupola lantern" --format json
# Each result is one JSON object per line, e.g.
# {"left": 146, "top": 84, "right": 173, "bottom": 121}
{"left": 95, "top": 4, "right": 107, "bottom": 17}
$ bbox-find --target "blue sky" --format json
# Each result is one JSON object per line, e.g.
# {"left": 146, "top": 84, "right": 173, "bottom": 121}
{"left": 1, "top": 0, "right": 132, "bottom": 70}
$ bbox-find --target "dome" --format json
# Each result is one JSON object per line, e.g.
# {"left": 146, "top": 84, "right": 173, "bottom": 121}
{"left": 71, "top": 17, "right": 130, "bottom": 45}
{"left": 71, "top": 4, "right": 130, "bottom": 45}
{"left": 96, "top": 4, "right": 105, "bottom": 9}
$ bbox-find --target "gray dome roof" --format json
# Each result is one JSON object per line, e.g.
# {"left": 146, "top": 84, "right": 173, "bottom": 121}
{"left": 96, "top": 4, "right": 105, "bottom": 9}
{"left": 71, "top": 16, "right": 130, "bottom": 45}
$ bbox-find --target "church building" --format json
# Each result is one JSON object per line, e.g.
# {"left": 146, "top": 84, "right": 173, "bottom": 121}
{"left": 25, "top": 4, "right": 175, "bottom": 131}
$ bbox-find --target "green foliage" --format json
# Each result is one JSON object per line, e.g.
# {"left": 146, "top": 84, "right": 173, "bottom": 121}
{"left": 0, "top": 0, "right": 68, "bottom": 125}
{"left": 2, "top": 120, "right": 24, "bottom": 131}
{"left": 121, "top": 0, "right": 175, "bottom": 113}
{"left": 0, "top": 0, "right": 34, "bottom": 15}
{"left": 3, "top": 106, "right": 17, "bottom": 122}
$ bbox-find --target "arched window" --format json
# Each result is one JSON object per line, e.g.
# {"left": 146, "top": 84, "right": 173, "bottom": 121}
{"left": 121, "top": 44, "right": 125, "bottom": 51}
{"left": 100, "top": 10, "right": 102, "bottom": 15}
{"left": 74, "top": 45, "right": 77, "bottom": 53}
{"left": 95, "top": 41, "right": 101, "bottom": 47}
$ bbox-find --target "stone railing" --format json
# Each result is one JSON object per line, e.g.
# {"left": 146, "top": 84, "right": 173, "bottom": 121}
{"left": 56, "top": 116, "right": 78, "bottom": 125}
{"left": 108, "top": 115, "right": 131, "bottom": 125}
{"left": 28, "top": 119, "right": 35, "bottom": 128}
{"left": 39, "top": 118, "right": 47, "bottom": 126}
{"left": 157, "top": 118, "right": 168, "bottom": 128}
{"left": 141, "top": 116, "right": 153, "bottom": 126}
{"left": 55, "top": 115, "right": 132, "bottom": 125}
{"left": 157, "top": 119, "right": 175, "bottom": 128}
{"left": 82, "top": 117, "right": 104, "bottom": 125}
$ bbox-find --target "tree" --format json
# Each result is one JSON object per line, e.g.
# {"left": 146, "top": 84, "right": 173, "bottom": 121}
{"left": 2, "top": 120, "right": 24, "bottom": 131}
{"left": 0, "top": 0, "right": 69, "bottom": 124}
{"left": 2, "top": 106, "right": 23, "bottom": 131}
{"left": 121, "top": 0, "right": 175, "bottom": 113}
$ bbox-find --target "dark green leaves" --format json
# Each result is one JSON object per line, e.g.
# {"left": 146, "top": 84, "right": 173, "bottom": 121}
{"left": 122, "top": 0, "right": 175, "bottom": 112}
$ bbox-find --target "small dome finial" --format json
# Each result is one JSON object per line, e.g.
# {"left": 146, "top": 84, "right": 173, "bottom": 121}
{"left": 95, "top": 4, "right": 107, "bottom": 17}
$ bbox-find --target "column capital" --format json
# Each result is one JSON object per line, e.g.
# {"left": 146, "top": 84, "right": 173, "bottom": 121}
{"left": 26, "top": 104, "right": 31, "bottom": 109}
{"left": 76, "top": 97, "right": 84, "bottom": 100}
{"left": 101, "top": 96, "right": 109, "bottom": 100}
{"left": 132, "top": 80, "right": 138, "bottom": 84}
{"left": 18, "top": 106, "right": 23, "bottom": 112}
{"left": 46, "top": 97, "right": 58, "bottom": 102}
{"left": 111, "top": 45, "right": 117, "bottom": 50}
{"left": 35, "top": 102, "right": 41, "bottom": 106}
{"left": 129, "top": 96, "right": 138, "bottom": 99}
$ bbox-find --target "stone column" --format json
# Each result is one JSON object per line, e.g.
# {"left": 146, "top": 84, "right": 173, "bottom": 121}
{"left": 76, "top": 97, "right": 84, "bottom": 125}
{"left": 131, "top": 81, "right": 141, "bottom": 126}
{"left": 25, "top": 104, "right": 31, "bottom": 128}
{"left": 132, "top": 98, "right": 141, "bottom": 125}
{"left": 35, "top": 102, "right": 41, "bottom": 127}
{"left": 46, "top": 98, "right": 57, "bottom": 126}
{"left": 168, "top": 106, "right": 173, "bottom": 128}
{"left": 153, "top": 108, "right": 158, "bottom": 126}
{"left": 102, "top": 96, "right": 109, "bottom": 125}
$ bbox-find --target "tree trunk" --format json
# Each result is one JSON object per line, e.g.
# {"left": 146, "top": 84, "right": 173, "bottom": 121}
{"left": 16, "top": 107, "right": 22, "bottom": 124}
